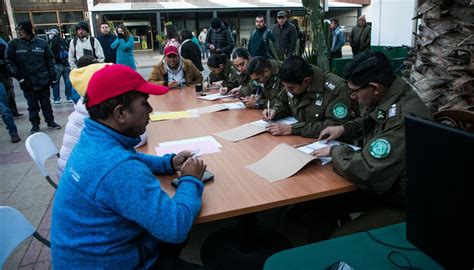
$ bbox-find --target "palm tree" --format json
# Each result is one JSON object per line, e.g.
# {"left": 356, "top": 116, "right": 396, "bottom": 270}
{"left": 302, "top": 0, "right": 330, "bottom": 72}
{"left": 409, "top": 0, "right": 473, "bottom": 112}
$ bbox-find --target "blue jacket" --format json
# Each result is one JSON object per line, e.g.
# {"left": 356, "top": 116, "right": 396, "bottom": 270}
{"left": 51, "top": 118, "right": 204, "bottom": 269}
{"left": 331, "top": 26, "right": 346, "bottom": 53}
{"left": 111, "top": 36, "right": 136, "bottom": 70}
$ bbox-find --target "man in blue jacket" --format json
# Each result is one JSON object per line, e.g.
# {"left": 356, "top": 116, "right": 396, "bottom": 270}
{"left": 51, "top": 64, "right": 208, "bottom": 269}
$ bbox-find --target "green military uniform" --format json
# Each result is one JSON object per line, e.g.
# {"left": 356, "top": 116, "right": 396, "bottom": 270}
{"left": 245, "top": 60, "right": 284, "bottom": 108}
{"left": 331, "top": 77, "right": 432, "bottom": 207}
{"left": 272, "top": 66, "right": 351, "bottom": 138}
{"left": 207, "top": 59, "right": 237, "bottom": 89}
{"left": 225, "top": 66, "right": 251, "bottom": 94}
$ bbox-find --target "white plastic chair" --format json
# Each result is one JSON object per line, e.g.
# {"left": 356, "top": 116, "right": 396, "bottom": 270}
{"left": 25, "top": 132, "right": 59, "bottom": 189}
{"left": 0, "top": 206, "right": 50, "bottom": 268}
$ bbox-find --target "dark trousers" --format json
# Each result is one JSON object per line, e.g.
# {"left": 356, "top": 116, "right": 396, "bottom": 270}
{"left": 150, "top": 241, "right": 208, "bottom": 270}
{"left": 23, "top": 87, "right": 55, "bottom": 125}
{"left": 1, "top": 77, "right": 19, "bottom": 115}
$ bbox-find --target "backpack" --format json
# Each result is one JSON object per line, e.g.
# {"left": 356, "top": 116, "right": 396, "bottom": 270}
{"left": 73, "top": 36, "right": 97, "bottom": 60}
{"left": 59, "top": 39, "right": 69, "bottom": 61}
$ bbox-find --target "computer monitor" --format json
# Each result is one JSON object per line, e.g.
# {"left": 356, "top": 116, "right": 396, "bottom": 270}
{"left": 405, "top": 115, "right": 474, "bottom": 269}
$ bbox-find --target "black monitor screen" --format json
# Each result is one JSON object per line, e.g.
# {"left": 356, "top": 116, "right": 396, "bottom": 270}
{"left": 405, "top": 116, "right": 474, "bottom": 269}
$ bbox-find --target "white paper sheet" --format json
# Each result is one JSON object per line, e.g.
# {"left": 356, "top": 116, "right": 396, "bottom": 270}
{"left": 198, "top": 93, "right": 234, "bottom": 101}
{"left": 297, "top": 140, "right": 361, "bottom": 165}
{"left": 251, "top": 116, "right": 298, "bottom": 128}
{"left": 159, "top": 136, "right": 223, "bottom": 148}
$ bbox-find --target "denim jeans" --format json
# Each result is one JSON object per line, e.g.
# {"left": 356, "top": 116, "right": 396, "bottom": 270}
{"left": 70, "top": 87, "right": 81, "bottom": 104}
{"left": 52, "top": 64, "right": 72, "bottom": 101}
{"left": 0, "top": 82, "right": 18, "bottom": 135}
{"left": 200, "top": 42, "right": 209, "bottom": 59}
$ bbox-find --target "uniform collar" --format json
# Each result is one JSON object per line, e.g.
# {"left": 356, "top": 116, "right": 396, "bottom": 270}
{"left": 369, "top": 77, "right": 407, "bottom": 123}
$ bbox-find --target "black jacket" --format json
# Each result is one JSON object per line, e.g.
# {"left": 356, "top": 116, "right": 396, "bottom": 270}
{"left": 0, "top": 39, "right": 10, "bottom": 81}
{"left": 205, "top": 25, "right": 234, "bottom": 57}
{"left": 180, "top": 39, "right": 203, "bottom": 71}
{"left": 272, "top": 22, "right": 297, "bottom": 56}
{"left": 97, "top": 34, "right": 117, "bottom": 63}
{"left": 6, "top": 36, "right": 56, "bottom": 91}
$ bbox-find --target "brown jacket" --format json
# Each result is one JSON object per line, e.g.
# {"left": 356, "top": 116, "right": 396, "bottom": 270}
{"left": 148, "top": 58, "right": 203, "bottom": 86}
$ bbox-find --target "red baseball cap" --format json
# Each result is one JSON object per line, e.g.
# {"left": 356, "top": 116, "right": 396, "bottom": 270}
{"left": 164, "top": 45, "right": 178, "bottom": 56}
{"left": 86, "top": 64, "right": 168, "bottom": 108}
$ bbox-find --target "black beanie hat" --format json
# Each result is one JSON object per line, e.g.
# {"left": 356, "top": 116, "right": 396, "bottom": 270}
{"left": 210, "top": 17, "right": 221, "bottom": 30}
{"left": 76, "top": 21, "right": 90, "bottom": 32}
{"left": 16, "top": 21, "right": 33, "bottom": 34}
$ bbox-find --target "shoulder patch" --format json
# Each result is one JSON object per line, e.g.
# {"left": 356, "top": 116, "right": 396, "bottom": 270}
{"left": 376, "top": 110, "right": 385, "bottom": 120}
{"left": 324, "top": 81, "right": 336, "bottom": 91}
{"left": 388, "top": 104, "right": 397, "bottom": 118}
{"left": 332, "top": 103, "right": 348, "bottom": 119}
{"left": 369, "top": 138, "right": 391, "bottom": 159}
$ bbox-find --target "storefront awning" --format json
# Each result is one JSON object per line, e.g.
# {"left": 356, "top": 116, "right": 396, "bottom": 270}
{"left": 90, "top": 0, "right": 361, "bottom": 12}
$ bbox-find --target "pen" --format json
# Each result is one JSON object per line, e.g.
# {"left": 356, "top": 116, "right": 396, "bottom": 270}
{"left": 266, "top": 100, "right": 270, "bottom": 118}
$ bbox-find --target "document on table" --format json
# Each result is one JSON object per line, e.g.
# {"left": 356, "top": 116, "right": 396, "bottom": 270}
{"left": 214, "top": 116, "right": 299, "bottom": 142}
{"left": 149, "top": 109, "right": 199, "bottom": 121}
{"left": 246, "top": 143, "right": 317, "bottom": 183}
{"left": 196, "top": 102, "right": 245, "bottom": 114}
{"left": 155, "top": 136, "right": 222, "bottom": 156}
{"left": 250, "top": 116, "right": 298, "bottom": 128}
{"left": 198, "top": 93, "right": 234, "bottom": 101}
{"left": 297, "top": 140, "right": 361, "bottom": 165}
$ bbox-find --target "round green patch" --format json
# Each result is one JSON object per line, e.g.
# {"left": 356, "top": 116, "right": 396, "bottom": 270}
{"left": 332, "top": 103, "right": 348, "bottom": 119}
{"left": 369, "top": 138, "right": 391, "bottom": 159}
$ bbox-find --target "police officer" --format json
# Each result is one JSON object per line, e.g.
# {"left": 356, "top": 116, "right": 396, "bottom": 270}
{"left": 243, "top": 56, "right": 283, "bottom": 109}
{"left": 311, "top": 51, "right": 432, "bottom": 236}
{"left": 221, "top": 48, "right": 252, "bottom": 97}
{"left": 262, "top": 55, "right": 351, "bottom": 138}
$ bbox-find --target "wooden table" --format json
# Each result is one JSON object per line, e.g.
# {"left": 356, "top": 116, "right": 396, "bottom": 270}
{"left": 140, "top": 87, "right": 355, "bottom": 223}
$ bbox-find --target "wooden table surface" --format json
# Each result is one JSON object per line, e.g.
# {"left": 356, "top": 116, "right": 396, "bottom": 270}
{"left": 140, "top": 87, "right": 355, "bottom": 223}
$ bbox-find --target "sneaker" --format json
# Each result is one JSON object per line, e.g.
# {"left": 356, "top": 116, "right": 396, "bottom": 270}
{"left": 67, "top": 99, "right": 74, "bottom": 104}
{"left": 10, "top": 134, "right": 21, "bottom": 143}
{"left": 31, "top": 124, "right": 40, "bottom": 134}
{"left": 53, "top": 100, "right": 61, "bottom": 104}
{"left": 47, "top": 122, "right": 61, "bottom": 130}
{"left": 13, "top": 113, "right": 24, "bottom": 118}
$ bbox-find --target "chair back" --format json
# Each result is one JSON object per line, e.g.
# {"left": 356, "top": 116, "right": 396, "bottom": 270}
{"left": 433, "top": 109, "right": 474, "bottom": 133}
{"left": 0, "top": 206, "right": 36, "bottom": 268}
{"left": 25, "top": 132, "right": 59, "bottom": 178}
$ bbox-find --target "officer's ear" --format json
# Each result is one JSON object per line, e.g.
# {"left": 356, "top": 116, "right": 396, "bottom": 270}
{"left": 302, "top": 76, "right": 311, "bottom": 86}
{"left": 369, "top": 82, "right": 384, "bottom": 96}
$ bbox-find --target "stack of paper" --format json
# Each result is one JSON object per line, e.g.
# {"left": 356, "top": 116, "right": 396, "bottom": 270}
{"left": 198, "top": 93, "right": 234, "bottom": 101}
{"left": 155, "top": 136, "right": 222, "bottom": 156}
{"left": 149, "top": 109, "right": 199, "bottom": 121}
{"left": 196, "top": 102, "right": 245, "bottom": 114}
{"left": 246, "top": 144, "right": 317, "bottom": 182}
{"left": 250, "top": 116, "right": 298, "bottom": 128}
{"left": 297, "top": 140, "right": 361, "bottom": 165}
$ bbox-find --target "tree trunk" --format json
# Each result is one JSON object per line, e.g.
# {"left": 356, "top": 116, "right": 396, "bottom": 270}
{"left": 302, "top": 0, "right": 330, "bottom": 72}
{"left": 409, "top": 0, "right": 474, "bottom": 112}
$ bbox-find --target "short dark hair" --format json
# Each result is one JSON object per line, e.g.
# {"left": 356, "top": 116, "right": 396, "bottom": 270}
{"left": 207, "top": 53, "right": 228, "bottom": 68}
{"left": 330, "top": 18, "right": 339, "bottom": 25}
{"left": 231, "top": 48, "right": 250, "bottom": 60}
{"left": 77, "top": 55, "right": 98, "bottom": 68}
{"left": 100, "top": 22, "right": 109, "bottom": 26}
{"left": 247, "top": 56, "right": 271, "bottom": 75}
{"left": 279, "top": 56, "right": 312, "bottom": 85}
{"left": 180, "top": 29, "right": 193, "bottom": 41}
{"left": 343, "top": 51, "right": 395, "bottom": 87}
{"left": 86, "top": 91, "right": 148, "bottom": 120}
{"left": 256, "top": 15, "right": 266, "bottom": 22}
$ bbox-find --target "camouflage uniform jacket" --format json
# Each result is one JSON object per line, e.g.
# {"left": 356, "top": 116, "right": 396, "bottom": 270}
{"left": 331, "top": 77, "right": 432, "bottom": 207}
{"left": 273, "top": 66, "right": 351, "bottom": 137}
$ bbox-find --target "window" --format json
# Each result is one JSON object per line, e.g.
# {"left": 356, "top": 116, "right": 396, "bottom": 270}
{"left": 32, "top": 12, "right": 57, "bottom": 24}
{"left": 14, "top": 13, "right": 30, "bottom": 24}
{"left": 60, "top": 11, "right": 83, "bottom": 23}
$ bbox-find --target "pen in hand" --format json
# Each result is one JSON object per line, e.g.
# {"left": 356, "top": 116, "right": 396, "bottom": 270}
{"left": 266, "top": 100, "right": 271, "bottom": 118}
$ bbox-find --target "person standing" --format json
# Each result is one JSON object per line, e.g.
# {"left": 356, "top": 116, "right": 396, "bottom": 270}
{"left": 68, "top": 21, "right": 104, "bottom": 69}
{"left": 0, "top": 37, "right": 22, "bottom": 118}
{"left": 49, "top": 29, "right": 73, "bottom": 104}
{"left": 111, "top": 24, "right": 136, "bottom": 70}
{"left": 248, "top": 15, "right": 275, "bottom": 58}
{"left": 329, "top": 18, "right": 345, "bottom": 59}
{"left": 6, "top": 21, "right": 61, "bottom": 134}
{"left": 0, "top": 37, "right": 20, "bottom": 143}
{"left": 205, "top": 17, "right": 234, "bottom": 58}
{"left": 179, "top": 30, "right": 203, "bottom": 71}
{"left": 198, "top": 28, "right": 209, "bottom": 60}
{"left": 97, "top": 22, "right": 117, "bottom": 63}
{"left": 350, "top": 15, "right": 371, "bottom": 56}
{"left": 272, "top": 10, "right": 297, "bottom": 56}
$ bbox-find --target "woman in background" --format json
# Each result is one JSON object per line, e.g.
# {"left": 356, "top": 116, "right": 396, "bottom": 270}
{"left": 111, "top": 24, "right": 136, "bottom": 70}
